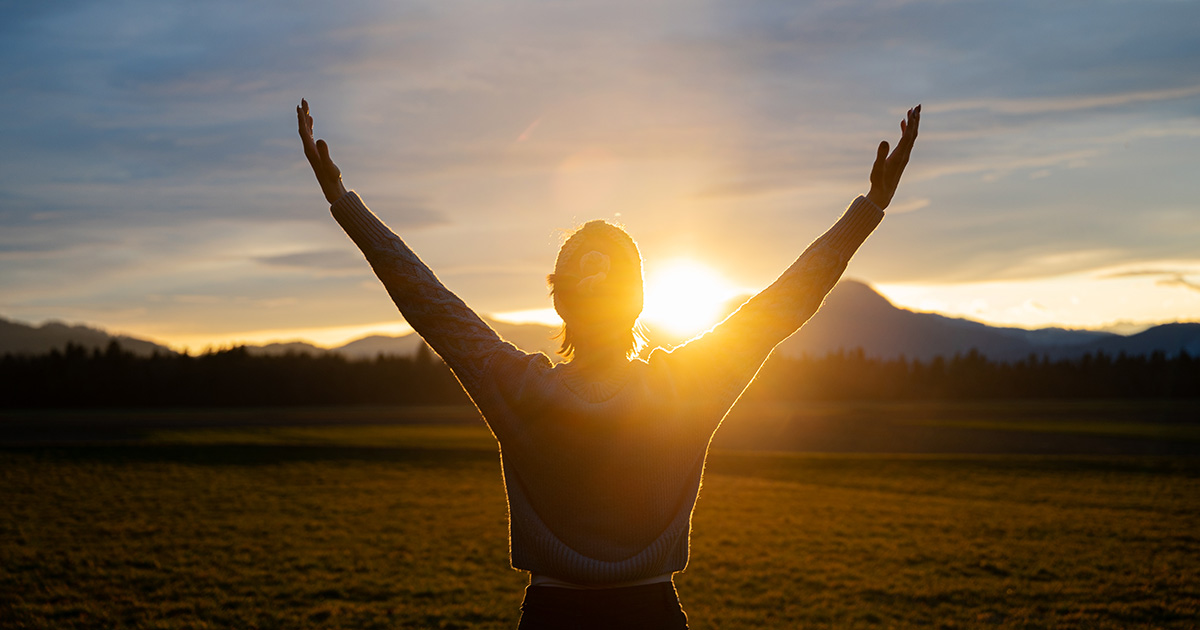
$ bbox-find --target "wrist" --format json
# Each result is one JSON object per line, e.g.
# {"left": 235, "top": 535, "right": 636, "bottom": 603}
{"left": 866, "top": 188, "right": 890, "bottom": 210}
{"left": 326, "top": 182, "right": 348, "bottom": 204}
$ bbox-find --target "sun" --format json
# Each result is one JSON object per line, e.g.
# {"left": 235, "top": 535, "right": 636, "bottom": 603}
{"left": 641, "top": 258, "right": 743, "bottom": 341}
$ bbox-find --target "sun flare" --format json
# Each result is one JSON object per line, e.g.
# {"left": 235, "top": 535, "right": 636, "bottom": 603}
{"left": 642, "top": 259, "right": 743, "bottom": 340}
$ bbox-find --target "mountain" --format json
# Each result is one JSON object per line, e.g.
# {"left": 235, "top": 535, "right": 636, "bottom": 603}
{"left": 776, "top": 281, "right": 1125, "bottom": 362}
{"left": 1068, "top": 322, "right": 1200, "bottom": 359}
{"left": 245, "top": 341, "right": 331, "bottom": 357}
{"left": 4, "top": 282, "right": 1196, "bottom": 362}
{"left": 0, "top": 317, "right": 174, "bottom": 357}
{"left": 331, "top": 318, "right": 562, "bottom": 360}
{"left": 334, "top": 334, "right": 425, "bottom": 359}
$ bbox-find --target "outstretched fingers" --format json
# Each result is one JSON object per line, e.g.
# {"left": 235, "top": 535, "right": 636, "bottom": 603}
{"left": 871, "top": 140, "right": 889, "bottom": 189}
{"left": 902, "top": 105, "right": 920, "bottom": 147}
{"left": 316, "top": 139, "right": 339, "bottom": 178}
{"left": 298, "top": 100, "right": 333, "bottom": 171}
{"left": 867, "top": 105, "right": 921, "bottom": 210}
{"left": 298, "top": 100, "right": 319, "bottom": 161}
{"left": 298, "top": 99, "right": 312, "bottom": 137}
{"left": 891, "top": 105, "right": 921, "bottom": 165}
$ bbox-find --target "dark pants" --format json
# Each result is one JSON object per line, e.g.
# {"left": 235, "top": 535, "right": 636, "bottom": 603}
{"left": 517, "top": 582, "right": 689, "bottom": 630}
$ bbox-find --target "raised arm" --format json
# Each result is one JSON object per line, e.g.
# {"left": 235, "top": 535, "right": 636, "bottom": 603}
{"left": 296, "top": 100, "right": 522, "bottom": 390}
{"left": 660, "top": 106, "right": 921, "bottom": 403}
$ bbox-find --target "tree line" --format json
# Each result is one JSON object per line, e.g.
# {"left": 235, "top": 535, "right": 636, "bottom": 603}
{"left": 1, "top": 342, "right": 469, "bottom": 408}
{"left": 1, "top": 342, "right": 1197, "bottom": 408}
{"left": 743, "top": 347, "right": 1199, "bottom": 402}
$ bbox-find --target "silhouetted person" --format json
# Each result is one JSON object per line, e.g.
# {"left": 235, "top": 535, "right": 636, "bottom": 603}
{"left": 298, "top": 99, "right": 919, "bottom": 629}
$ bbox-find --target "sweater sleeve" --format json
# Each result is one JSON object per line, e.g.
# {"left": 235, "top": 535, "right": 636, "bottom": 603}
{"left": 656, "top": 196, "right": 884, "bottom": 416}
{"left": 329, "top": 191, "right": 522, "bottom": 393}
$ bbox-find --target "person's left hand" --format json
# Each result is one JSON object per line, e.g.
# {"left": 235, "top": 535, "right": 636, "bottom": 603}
{"left": 867, "top": 104, "right": 921, "bottom": 210}
{"left": 297, "top": 99, "right": 348, "bottom": 204}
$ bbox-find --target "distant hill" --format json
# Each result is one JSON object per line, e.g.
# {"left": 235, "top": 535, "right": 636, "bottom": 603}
{"left": 331, "top": 318, "right": 561, "bottom": 360}
{"left": 777, "top": 281, "right": 1121, "bottom": 362}
{"left": 782, "top": 280, "right": 1198, "bottom": 362}
{"left": 4, "top": 281, "right": 1196, "bottom": 362}
{"left": 318, "top": 282, "right": 1197, "bottom": 363}
{"left": 245, "top": 341, "right": 331, "bottom": 357}
{"left": 0, "top": 317, "right": 173, "bottom": 357}
{"left": 333, "top": 334, "right": 424, "bottom": 359}
{"left": 1066, "top": 322, "right": 1200, "bottom": 360}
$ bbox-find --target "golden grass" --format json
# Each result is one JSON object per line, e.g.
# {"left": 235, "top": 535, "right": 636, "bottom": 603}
{"left": 1, "top": 423, "right": 1197, "bottom": 628}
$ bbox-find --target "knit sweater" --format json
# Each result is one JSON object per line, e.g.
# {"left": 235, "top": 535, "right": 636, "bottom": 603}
{"left": 330, "top": 192, "right": 884, "bottom": 585}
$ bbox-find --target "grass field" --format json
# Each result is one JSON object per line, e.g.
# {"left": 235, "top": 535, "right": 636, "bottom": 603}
{"left": 1, "top": 402, "right": 1198, "bottom": 629}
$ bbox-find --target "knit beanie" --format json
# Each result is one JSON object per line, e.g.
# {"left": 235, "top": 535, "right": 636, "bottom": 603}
{"left": 548, "top": 220, "right": 644, "bottom": 356}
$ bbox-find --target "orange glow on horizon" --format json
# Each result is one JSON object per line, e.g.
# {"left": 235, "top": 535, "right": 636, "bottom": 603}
{"left": 153, "top": 320, "right": 416, "bottom": 354}
{"left": 875, "top": 260, "right": 1200, "bottom": 331}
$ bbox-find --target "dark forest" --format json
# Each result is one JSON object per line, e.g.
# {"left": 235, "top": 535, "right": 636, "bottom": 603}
{"left": 2, "top": 342, "right": 1197, "bottom": 408}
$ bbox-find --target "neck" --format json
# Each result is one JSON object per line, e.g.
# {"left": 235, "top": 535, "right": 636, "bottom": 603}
{"left": 568, "top": 345, "right": 627, "bottom": 371}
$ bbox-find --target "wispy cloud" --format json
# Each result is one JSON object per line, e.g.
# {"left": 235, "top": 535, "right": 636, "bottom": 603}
{"left": 1103, "top": 269, "right": 1200, "bottom": 294}
{"left": 255, "top": 249, "right": 363, "bottom": 272}
{"left": 917, "top": 149, "right": 1100, "bottom": 182}
{"left": 1161, "top": 275, "right": 1200, "bottom": 293}
{"left": 3, "top": 0, "right": 1200, "bottom": 344}
{"left": 933, "top": 85, "right": 1200, "bottom": 116}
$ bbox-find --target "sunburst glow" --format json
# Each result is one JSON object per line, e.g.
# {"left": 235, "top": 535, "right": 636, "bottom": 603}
{"left": 642, "top": 259, "right": 743, "bottom": 340}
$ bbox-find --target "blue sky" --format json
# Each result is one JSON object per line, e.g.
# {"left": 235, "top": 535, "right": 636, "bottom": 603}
{"left": 2, "top": 0, "right": 1198, "bottom": 349}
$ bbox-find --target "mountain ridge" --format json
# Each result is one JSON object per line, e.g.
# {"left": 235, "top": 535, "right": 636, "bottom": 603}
{"left": 3, "top": 281, "right": 1196, "bottom": 362}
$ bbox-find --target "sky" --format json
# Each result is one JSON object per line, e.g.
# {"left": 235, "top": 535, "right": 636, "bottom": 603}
{"left": 2, "top": 0, "right": 1198, "bottom": 351}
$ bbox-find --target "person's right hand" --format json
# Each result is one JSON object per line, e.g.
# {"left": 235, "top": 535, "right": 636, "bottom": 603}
{"left": 297, "top": 99, "right": 348, "bottom": 204}
{"left": 867, "top": 104, "right": 920, "bottom": 211}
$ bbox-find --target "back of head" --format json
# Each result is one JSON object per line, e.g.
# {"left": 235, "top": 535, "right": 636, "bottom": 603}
{"left": 548, "top": 220, "right": 645, "bottom": 359}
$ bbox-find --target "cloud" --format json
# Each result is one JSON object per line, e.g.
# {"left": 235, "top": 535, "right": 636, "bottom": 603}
{"left": 1103, "top": 269, "right": 1180, "bottom": 279}
{"left": 3, "top": 0, "right": 1200, "bottom": 342}
{"left": 886, "top": 198, "right": 930, "bottom": 214}
{"left": 1160, "top": 275, "right": 1200, "bottom": 293}
{"left": 932, "top": 84, "right": 1200, "bottom": 116}
{"left": 256, "top": 249, "right": 362, "bottom": 272}
{"left": 918, "top": 149, "right": 1100, "bottom": 182}
{"left": 1103, "top": 269, "right": 1200, "bottom": 294}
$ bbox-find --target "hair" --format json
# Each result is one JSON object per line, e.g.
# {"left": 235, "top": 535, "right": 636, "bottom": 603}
{"left": 547, "top": 220, "right": 645, "bottom": 360}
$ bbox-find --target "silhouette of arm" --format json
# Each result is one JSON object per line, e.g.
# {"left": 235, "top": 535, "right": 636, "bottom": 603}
{"left": 331, "top": 193, "right": 523, "bottom": 382}
{"left": 664, "top": 196, "right": 883, "bottom": 372}
{"left": 297, "top": 100, "right": 519, "bottom": 389}
{"left": 660, "top": 106, "right": 920, "bottom": 413}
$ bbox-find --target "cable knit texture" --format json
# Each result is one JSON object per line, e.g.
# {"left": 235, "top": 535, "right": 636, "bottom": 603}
{"left": 330, "top": 192, "right": 883, "bottom": 585}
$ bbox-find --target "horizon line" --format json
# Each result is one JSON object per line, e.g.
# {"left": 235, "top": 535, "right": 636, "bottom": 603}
{"left": 4, "top": 311, "right": 1194, "bottom": 357}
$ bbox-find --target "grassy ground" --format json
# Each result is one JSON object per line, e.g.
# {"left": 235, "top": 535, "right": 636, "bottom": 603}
{"left": 1, "top": 410, "right": 1198, "bottom": 628}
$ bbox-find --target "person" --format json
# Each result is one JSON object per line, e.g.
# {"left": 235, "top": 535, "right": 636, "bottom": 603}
{"left": 297, "top": 99, "right": 919, "bottom": 629}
